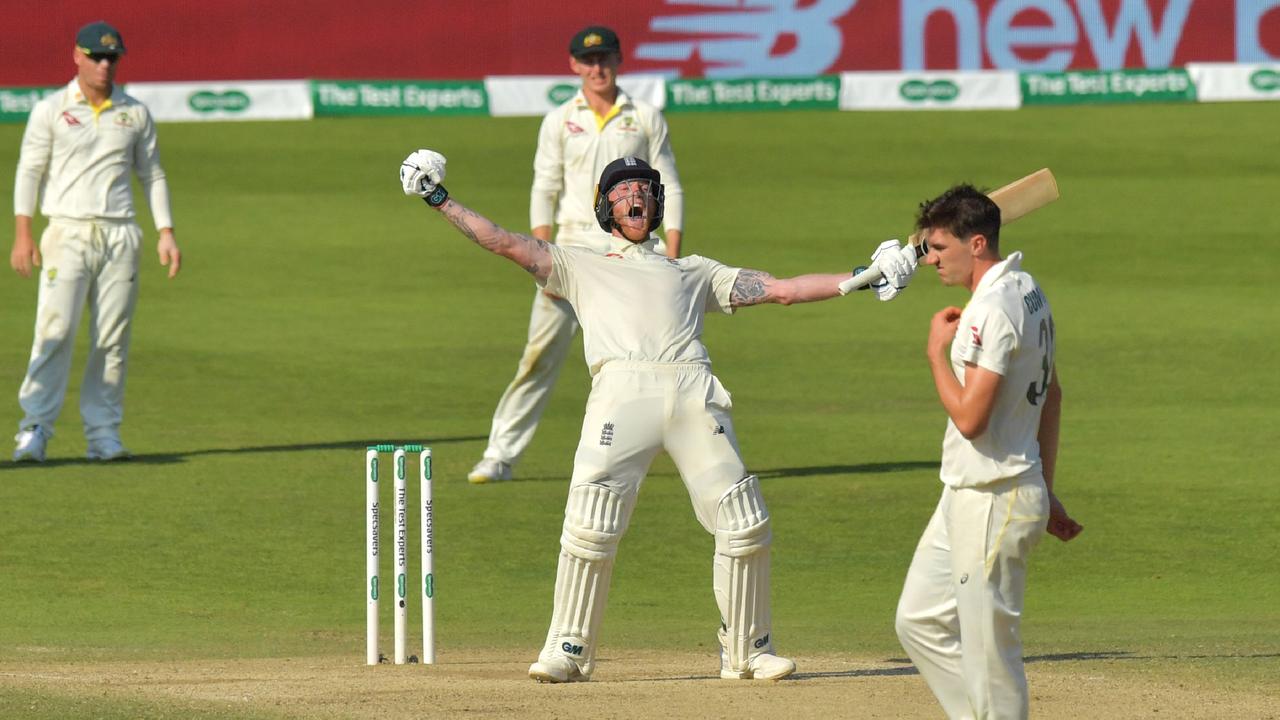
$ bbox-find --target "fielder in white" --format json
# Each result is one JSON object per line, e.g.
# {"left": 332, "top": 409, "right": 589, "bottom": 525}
{"left": 895, "top": 185, "right": 1083, "bottom": 719}
{"left": 10, "top": 21, "right": 181, "bottom": 463}
{"left": 468, "top": 25, "right": 684, "bottom": 484}
{"left": 400, "top": 149, "right": 917, "bottom": 682}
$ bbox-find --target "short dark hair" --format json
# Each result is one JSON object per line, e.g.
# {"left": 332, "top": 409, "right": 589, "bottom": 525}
{"left": 915, "top": 184, "right": 1000, "bottom": 250}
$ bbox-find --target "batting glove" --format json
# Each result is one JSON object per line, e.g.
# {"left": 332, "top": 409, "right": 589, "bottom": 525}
{"left": 400, "top": 149, "right": 447, "bottom": 197}
{"left": 868, "top": 239, "right": 918, "bottom": 302}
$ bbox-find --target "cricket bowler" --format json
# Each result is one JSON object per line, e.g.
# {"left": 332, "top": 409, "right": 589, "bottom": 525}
{"left": 895, "top": 185, "right": 1083, "bottom": 719}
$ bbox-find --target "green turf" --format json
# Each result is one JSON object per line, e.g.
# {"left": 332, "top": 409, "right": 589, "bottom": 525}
{"left": 1, "top": 105, "right": 1277, "bottom": 694}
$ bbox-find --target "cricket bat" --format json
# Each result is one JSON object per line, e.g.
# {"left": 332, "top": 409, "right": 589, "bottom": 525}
{"left": 837, "top": 168, "right": 1059, "bottom": 295}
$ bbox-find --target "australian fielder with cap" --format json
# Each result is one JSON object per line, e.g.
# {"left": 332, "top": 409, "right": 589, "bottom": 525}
{"left": 10, "top": 21, "right": 181, "bottom": 462}
{"left": 467, "top": 24, "right": 684, "bottom": 484}
{"left": 400, "top": 148, "right": 919, "bottom": 682}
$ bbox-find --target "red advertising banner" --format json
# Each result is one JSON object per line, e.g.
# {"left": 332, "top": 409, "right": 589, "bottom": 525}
{"left": 2, "top": 1, "right": 1277, "bottom": 85}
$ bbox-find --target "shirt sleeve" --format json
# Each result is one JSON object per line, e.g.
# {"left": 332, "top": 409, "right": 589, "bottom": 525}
{"left": 685, "top": 255, "right": 738, "bottom": 315}
{"left": 529, "top": 109, "right": 563, "bottom": 230}
{"left": 539, "top": 243, "right": 577, "bottom": 301}
{"left": 643, "top": 106, "right": 682, "bottom": 232}
{"left": 131, "top": 105, "right": 174, "bottom": 230}
{"left": 954, "top": 303, "right": 1017, "bottom": 376}
{"left": 13, "top": 100, "right": 54, "bottom": 218}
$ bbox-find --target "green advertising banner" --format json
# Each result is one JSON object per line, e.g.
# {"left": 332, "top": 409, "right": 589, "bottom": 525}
{"left": 312, "top": 81, "right": 488, "bottom": 117}
{"left": 666, "top": 76, "right": 839, "bottom": 113}
{"left": 0, "top": 87, "right": 59, "bottom": 123}
{"left": 1020, "top": 69, "right": 1196, "bottom": 105}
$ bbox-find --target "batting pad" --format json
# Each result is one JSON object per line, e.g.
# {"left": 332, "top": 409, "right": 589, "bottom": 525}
{"left": 713, "top": 475, "right": 774, "bottom": 672}
{"left": 540, "top": 483, "right": 633, "bottom": 676}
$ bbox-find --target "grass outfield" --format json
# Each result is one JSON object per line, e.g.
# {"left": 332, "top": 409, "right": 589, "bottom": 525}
{"left": 1, "top": 104, "right": 1277, "bottom": 715}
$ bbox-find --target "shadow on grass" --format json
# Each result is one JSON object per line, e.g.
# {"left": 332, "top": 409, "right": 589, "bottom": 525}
{"left": 0, "top": 435, "right": 487, "bottom": 470}
{"left": 755, "top": 461, "right": 938, "bottom": 480}
{"left": 633, "top": 650, "right": 1280, "bottom": 683}
{"left": 505, "top": 460, "right": 940, "bottom": 485}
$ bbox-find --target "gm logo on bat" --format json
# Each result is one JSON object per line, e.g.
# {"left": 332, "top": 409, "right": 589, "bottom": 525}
{"left": 900, "top": 79, "right": 960, "bottom": 103}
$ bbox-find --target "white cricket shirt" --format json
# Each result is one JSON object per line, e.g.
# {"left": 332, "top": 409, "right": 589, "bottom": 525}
{"left": 530, "top": 88, "right": 683, "bottom": 240}
{"left": 13, "top": 78, "right": 173, "bottom": 229}
{"left": 940, "top": 253, "right": 1056, "bottom": 488}
{"left": 540, "top": 236, "right": 738, "bottom": 375}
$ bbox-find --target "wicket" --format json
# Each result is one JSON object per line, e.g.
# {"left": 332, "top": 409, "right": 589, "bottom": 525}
{"left": 365, "top": 444, "right": 434, "bottom": 665}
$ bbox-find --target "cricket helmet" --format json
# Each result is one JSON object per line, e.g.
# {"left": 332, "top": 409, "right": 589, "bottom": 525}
{"left": 594, "top": 156, "right": 664, "bottom": 234}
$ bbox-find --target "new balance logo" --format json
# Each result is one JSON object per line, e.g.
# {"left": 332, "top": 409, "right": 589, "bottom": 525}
{"left": 712, "top": 425, "right": 725, "bottom": 435}
{"left": 61, "top": 111, "right": 82, "bottom": 127}
{"left": 599, "top": 422, "right": 615, "bottom": 447}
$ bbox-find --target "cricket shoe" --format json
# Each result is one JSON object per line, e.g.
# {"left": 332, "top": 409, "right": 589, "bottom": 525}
{"left": 467, "top": 457, "right": 512, "bottom": 484}
{"left": 718, "top": 628, "right": 796, "bottom": 680}
{"left": 13, "top": 426, "right": 50, "bottom": 463}
{"left": 528, "top": 654, "right": 588, "bottom": 683}
{"left": 87, "top": 437, "right": 132, "bottom": 461}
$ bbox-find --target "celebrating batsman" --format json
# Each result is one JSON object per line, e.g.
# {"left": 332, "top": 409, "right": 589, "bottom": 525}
{"left": 400, "top": 149, "right": 916, "bottom": 682}
{"left": 894, "top": 185, "right": 1082, "bottom": 719}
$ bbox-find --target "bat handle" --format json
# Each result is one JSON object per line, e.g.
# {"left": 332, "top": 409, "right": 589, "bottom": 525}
{"left": 837, "top": 238, "right": 928, "bottom": 296}
{"left": 838, "top": 265, "right": 882, "bottom": 295}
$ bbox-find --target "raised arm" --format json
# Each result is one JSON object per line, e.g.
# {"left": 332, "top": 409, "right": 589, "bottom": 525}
{"left": 729, "top": 238, "right": 922, "bottom": 308}
{"left": 402, "top": 149, "right": 553, "bottom": 282}
{"left": 729, "top": 269, "right": 849, "bottom": 307}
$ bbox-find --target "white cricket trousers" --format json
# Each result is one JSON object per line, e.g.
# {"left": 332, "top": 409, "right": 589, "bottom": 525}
{"left": 570, "top": 361, "right": 746, "bottom": 523}
{"left": 478, "top": 224, "right": 614, "bottom": 465}
{"left": 895, "top": 474, "right": 1050, "bottom": 720}
{"left": 17, "top": 218, "right": 141, "bottom": 441}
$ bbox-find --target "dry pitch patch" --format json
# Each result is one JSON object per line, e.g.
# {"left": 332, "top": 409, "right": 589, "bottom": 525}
{"left": 2, "top": 651, "right": 1277, "bottom": 719}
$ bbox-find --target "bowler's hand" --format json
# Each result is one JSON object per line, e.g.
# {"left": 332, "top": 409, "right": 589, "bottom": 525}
{"left": 401, "top": 149, "right": 447, "bottom": 197}
{"left": 157, "top": 229, "right": 181, "bottom": 279}
{"left": 927, "top": 306, "right": 962, "bottom": 359}
{"left": 1047, "top": 493, "right": 1083, "bottom": 541}
{"left": 10, "top": 235, "right": 41, "bottom": 278}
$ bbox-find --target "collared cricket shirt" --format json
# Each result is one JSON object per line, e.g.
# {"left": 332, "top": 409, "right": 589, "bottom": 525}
{"left": 940, "top": 252, "right": 1056, "bottom": 488}
{"left": 539, "top": 236, "right": 738, "bottom": 375}
{"left": 14, "top": 78, "right": 172, "bottom": 229}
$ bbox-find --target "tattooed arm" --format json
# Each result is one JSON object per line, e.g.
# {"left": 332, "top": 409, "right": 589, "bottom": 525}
{"left": 729, "top": 268, "right": 853, "bottom": 308}
{"left": 434, "top": 198, "right": 554, "bottom": 281}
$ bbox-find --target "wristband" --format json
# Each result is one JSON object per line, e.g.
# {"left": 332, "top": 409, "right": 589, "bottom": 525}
{"left": 422, "top": 184, "right": 449, "bottom": 208}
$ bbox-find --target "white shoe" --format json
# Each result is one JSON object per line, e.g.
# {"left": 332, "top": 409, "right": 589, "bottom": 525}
{"left": 528, "top": 655, "right": 587, "bottom": 683}
{"left": 467, "top": 457, "right": 512, "bottom": 484}
{"left": 13, "top": 426, "right": 50, "bottom": 462}
{"left": 86, "top": 437, "right": 132, "bottom": 461}
{"left": 719, "top": 629, "right": 796, "bottom": 680}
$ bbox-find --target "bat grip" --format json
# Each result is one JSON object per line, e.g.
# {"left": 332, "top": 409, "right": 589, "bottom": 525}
{"left": 837, "top": 239, "right": 928, "bottom": 296}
